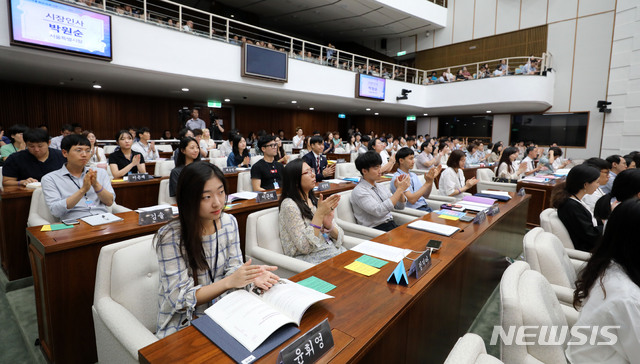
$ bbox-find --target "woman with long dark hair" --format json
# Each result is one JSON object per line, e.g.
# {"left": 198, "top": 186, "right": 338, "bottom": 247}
{"left": 226, "top": 134, "right": 250, "bottom": 167}
{"left": 567, "top": 198, "right": 640, "bottom": 363}
{"left": 169, "top": 137, "right": 202, "bottom": 197}
{"left": 155, "top": 162, "right": 278, "bottom": 338}
{"left": 487, "top": 142, "right": 503, "bottom": 163}
{"left": 278, "top": 159, "right": 345, "bottom": 263}
{"left": 108, "top": 130, "right": 146, "bottom": 178}
{"left": 495, "top": 147, "right": 527, "bottom": 179}
{"left": 551, "top": 164, "right": 603, "bottom": 252}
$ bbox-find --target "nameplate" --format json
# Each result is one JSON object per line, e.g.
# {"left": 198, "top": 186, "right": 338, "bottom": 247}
{"left": 127, "top": 173, "right": 152, "bottom": 182}
{"left": 222, "top": 166, "right": 237, "bottom": 174}
{"left": 408, "top": 249, "right": 432, "bottom": 279}
{"left": 487, "top": 203, "right": 500, "bottom": 216}
{"left": 278, "top": 318, "right": 334, "bottom": 364}
{"left": 256, "top": 190, "right": 278, "bottom": 203}
{"left": 473, "top": 210, "right": 487, "bottom": 224}
{"left": 138, "top": 207, "right": 173, "bottom": 226}
{"left": 317, "top": 182, "right": 330, "bottom": 191}
{"left": 517, "top": 187, "right": 526, "bottom": 197}
{"left": 336, "top": 158, "right": 346, "bottom": 163}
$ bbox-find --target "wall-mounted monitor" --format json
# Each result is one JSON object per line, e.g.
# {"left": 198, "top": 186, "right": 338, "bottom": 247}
{"left": 511, "top": 113, "right": 589, "bottom": 147}
{"left": 241, "top": 43, "right": 288, "bottom": 82}
{"left": 355, "top": 73, "right": 386, "bottom": 101}
{"left": 9, "top": 0, "right": 112, "bottom": 61}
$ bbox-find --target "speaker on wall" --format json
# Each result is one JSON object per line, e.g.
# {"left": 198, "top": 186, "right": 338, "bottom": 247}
{"left": 381, "top": 38, "right": 387, "bottom": 49}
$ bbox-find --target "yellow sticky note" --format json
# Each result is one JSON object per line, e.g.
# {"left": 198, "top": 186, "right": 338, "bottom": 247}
{"left": 40, "top": 225, "right": 52, "bottom": 232}
{"left": 111, "top": 179, "right": 124, "bottom": 182}
{"left": 345, "top": 261, "right": 380, "bottom": 276}
{"left": 440, "top": 215, "right": 459, "bottom": 221}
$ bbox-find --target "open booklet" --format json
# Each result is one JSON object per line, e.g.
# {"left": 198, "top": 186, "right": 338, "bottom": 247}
{"left": 204, "top": 279, "right": 333, "bottom": 352}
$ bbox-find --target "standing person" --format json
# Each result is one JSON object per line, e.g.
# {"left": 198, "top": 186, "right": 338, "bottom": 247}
{"left": 82, "top": 130, "right": 106, "bottom": 163}
{"left": 226, "top": 134, "right": 251, "bottom": 168}
{"left": 169, "top": 137, "right": 201, "bottom": 197}
{"left": 108, "top": 130, "right": 146, "bottom": 179}
{"left": 132, "top": 127, "right": 160, "bottom": 161}
{"left": 391, "top": 147, "right": 440, "bottom": 212}
{"left": 552, "top": 164, "right": 603, "bottom": 252}
{"left": 250, "top": 136, "right": 284, "bottom": 191}
{"left": 439, "top": 150, "right": 478, "bottom": 197}
{"left": 350, "top": 151, "right": 409, "bottom": 231}
{"left": 567, "top": 198, "right": 640, "bottom": 363}
{"left": 292, "top": 127, "right": 304, "bottom": 149}
{"left": 278, "top": 158, "right": 346, "bottom": 263}
{"left": 210, "top": 118, "right": 225, "bottom": 140}
{"left": 41, "top": 134, "right": 114, "bottom": 221}
{"left": 50, "top": 124, "right": 74, "bottom": 150}
{"left": 302, "top": 136, "right": 335, "bottom": 182}
{"left": 154, "top": 162, "right": 279, "bottom": 338}
{"left": 495, "top": 147, "right": 527, "bottom": 180}
{"left": 185, "top": 109, "right": 206, "bottom": 130}
{"left": 0, "top": 124, "right": 27, "bottom": 161}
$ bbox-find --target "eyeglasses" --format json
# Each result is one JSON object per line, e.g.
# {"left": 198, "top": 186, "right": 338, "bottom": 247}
{"left": 264, "top": 143, "right": 278, "bottom": 148}
{"left": 301, "top": 170, "right": 314, "bottom": 176}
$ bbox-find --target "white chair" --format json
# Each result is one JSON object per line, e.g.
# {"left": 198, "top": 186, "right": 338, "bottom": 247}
{"left": 334, "top": 162, "right": 361, "bottom": 179}
{"left": 245, "top": 207, "right": 363, "bottom": 278}
{"left": 333, "top": 190, "right": 416, "bottom": 240}
{"left": 444, "top": 333, "right": 503, "bottom": 364}
{"left": 287, "top": 153, "right": 299, "bottom": 162}
{"left": 208, "top": 149, "right": 222, "bottom": 158}
{"left": 250, "top": 155, "right": 263, "bottom": 166}
{"left": 154, "top": 160, "right": 175, "bottom": 177}
{"left": 92, "top": 235, "right": 159, "bottom": 364}
{"left": 157, "top": 179, "right": 176, "bottom": 205}
{"left": 283, "top": 143, "right": 293, "bottom": 153}
{"left": 28, "top": 187, "right": 132, "bottom": 227}
{"left": 210, "top": 157, "right": 227, "bottom": 170}
{"left": 476, "top": 168, "right": 517, "bottom": 193}
{"left": 539, "top": 208, "right": 591, "bottom": 261}
{"left": 523, "top": 228, "right": 586, "bottom": 306}
{"left": 500, "top": 261, "right": 578, "bottom": 364}
{"left": 0, "top": 166, "right": 3, "bottom": 191}
{"left": 236, "top": 171, "right": 252, "bottom": 192}
{"left": 103, "top": 145, "right": 118, "bottom": 154}
{"left": 155, "top": 144, "right": 173, "bottom": 153}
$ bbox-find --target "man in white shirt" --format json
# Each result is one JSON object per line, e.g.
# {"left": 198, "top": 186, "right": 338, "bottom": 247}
{"left": 185, "top": 109, "right": 205, "bottom": 130}
{"left": 582, "top": 158, "right": 611, "bottom": 213}
{"left": 49, "top": 124, "right": 73, "bottom": 150}
{"left": 131, "top": 127, "right": 159, "bottom": 161}
{"left": 522, "top": 146, "right": 542, "bottom": 176}
{"left": 603, "top": 155, "right": 627, "bottom": 194}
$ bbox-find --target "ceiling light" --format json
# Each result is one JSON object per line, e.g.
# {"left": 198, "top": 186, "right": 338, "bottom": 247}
{"left": 374, "top": 112, "right": 379, "bottom": 115}
{"left": 181, "top": 88, "right": 189, "bottom": 92}
{"left": 230, "top": 14, "right": 235, "bottom": 18}
{"left": 366, "top": 108, "right": 371, "bottom": 111}
{"left": 423, "top": 113, "right": 428, "bottom": 116}
{"left": 486, "top": 110, "right": 492, "bottom": 113}
{"left": 224, "top": 98, "right": 231, "bottom": 102}
{"left": 92, "top": 84, "right": 102, "bottom": 89}
{"left": 291, "top": 100, "right": 297, "bottom": 104}
{"left": 309, "top": 107, "right": 314, "bottom": 110}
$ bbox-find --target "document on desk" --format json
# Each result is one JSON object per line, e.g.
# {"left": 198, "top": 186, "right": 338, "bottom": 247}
{"left": 205, "top": 279, "right": 333, "bottom": 352}
{"left": 228, "top": 191, "right": 259, "bottom": 202}
{"left": 80, "top": 213, "right": 123, "bottom": 226}
{"left": 136, "top": 204, "right": 179, "bottom": 215}
{"left": 345, "top": 260, "right": 380, "bottom": 276}
{"left": 350, "top": 241, "right": 411, "bottom": 263}
{"left": 408, "top": 220, "right": 460, "bottom": 237}
{"left": 323, "top": 178, "right": 349, "bottom": 184}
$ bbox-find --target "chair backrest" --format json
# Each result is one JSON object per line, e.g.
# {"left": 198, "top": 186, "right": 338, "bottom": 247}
{"left": 476, "top": 168, "right": 495, "bottom": 182}
{"left": 104, "top": 145, "right": 118, "bottom": 154}
{"left": 157, "top": 179, "right": 176, "bottom": 205}
{"left": 500, "top": 261, "right": 569, "bottom": 364}
{"left": 250, "top": 155, "right": 263, "bottom": 166}
{"left": 444, "top": 333, "right": 504, "bottom": 364}
{"left": 523, "top": 228, "right": 578, "bottom": 289}
{"left": 246, "top": 207, "right": 284, "bottom": 254}
{"left": 208, "top": 149, "right": 221, "bottom": 158}
{"left": 539, "top": 208, "right": 575, "bottom": 249}
{"left": 94, "top": 235, "right": 159, "bottom": 332}
{"left": 334, "top": 162, "right": 361, "bottom": 179}
{"left": 236, "top": 171, "right": 252, "bottom": 192}
{"left": 28, "top": 187, "right": 58, "bottom": 226}
{"left": 155, "top": 160, "right": 175, "bottom": 177}
{"left": 0, "top": 166, "right": 3, "bottom": 191}
{"left": 210, "top": 157, "right": 227, "bottom": 170}
{"left": 335, "top": 190, "right": 357, "bottom": 223}
{"left": 155, "top": 144, "right": 173, "bottom": 153}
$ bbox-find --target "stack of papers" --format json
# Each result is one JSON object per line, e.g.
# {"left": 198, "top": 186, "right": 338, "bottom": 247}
{"left": 80, "top": 213, "right": 124, "bottom": 226}
{"left": 350, "top": 241, "right": 411, "bottom": 262}
{"left": 136, "top": 204, "right": 178, "bottom": 215}
{"left": 407, "top": 220, "right": 460, "bottom": 237}
{"left": 521, "top": 176, "right": 548, "bottom": 183}
{"left": 323, "top": 178, "right": 349, "bottom": 184}
{"left": 228, "top": 191, "right": 258, "bottom": 202}
{"left": 456, "top": 201, "right": 494, "bottom": 212}
{"left": 480, "top": 190, "right": 511, "bottom": 198}
{"left": 554, "top": 169, "right": 571, "bottom": 176}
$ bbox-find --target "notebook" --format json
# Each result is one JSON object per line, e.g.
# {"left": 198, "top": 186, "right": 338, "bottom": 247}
{"left": 80, "top": 213, "right": 123, "bottom": 226}
{"left": 407, "top": 220, "right": 460, "bottom": 237}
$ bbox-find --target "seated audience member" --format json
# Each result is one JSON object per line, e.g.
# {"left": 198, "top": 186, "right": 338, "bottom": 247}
{"left": 42, "top": 135, "right": 114, "bottom": 220}
{"left": 369, "top": 137, "right": 396, "bottom": 174}
{"left": 161, "top": 130, "right": 173, "bottom": 140}
{"left": 299, "top": 136, "right": 312, "bottom": 157}
{"left": 82, "top": 130, "right": 106, "bottom": 163}
{"left": 461, "top": 66, "right": 472, "bottom": 80}
{"left": 292, "top": 127, "right": 304, "bottom": 149}
{"left": 521, "top": 146, "right": 542, "bottom": 176}
{"left": 552, "top": 164, "right": 603, "bottom": 252}
{"left": 323, "top": 132, "right": 335, "bottom": 154}
{"left": 495, "top": 147, "right": 527, "bottom": 180}
{"left": 415, "top": 142, "right": 441, "bottom": 170}
{"left": 50, "top": 124, "right": 74, "bottom": 150}
{"left": 332, "top": 132, "right": 344, "bottom": 150}
{"left": 202, "top": 128, "right": 216, "bottom": 151}
{"left": 567, "top": 197, "right": 640, "bottom": 363}
{"left": 191, "top": 129, "right": 209, "bottom": 158}
{"left": 0, "top": 125, "right": 10, "bottom": 146}
{"left": 594, "top": 169, "right": 640, "bottom": 222}
{"left": 132, "top": 127, "right": 160, "bottom": 161}
{"left": 358, "top": 135, "right": 370, "bottom": 155}
{"left": 493, "top": 64, "right": 506, "bottom": 77}
{"left": 251, "top": 136, "right": 284, "bottom": 191}
{"left": 172, "top": 128, "right": 195, "bottom": 162}
{"left": 440, "top": 150, "right": 478, "bottom": 197}
{"left": 581, "top": 158, "right": 611, "bottom": 213}
{"left": 1, "top": 124, "right": 27, "bottom": 161}
{"left": 350, "top": 151, "right": 410, "bottom": 231}
{"left": 169, "top": 137, "right": 201, "bottom": 197}
{"left": 226, "top": 134, "right": 251, "bottom": 167}
{"left": 154, "top": 162, "right": 278, "bottom": 338}
{"left": 128, "top": 126, "right": 139, "bottom": 142}
{"left": 602, "top": 155, "right": 627, "bottom": 194}
{"left": 2, "top": 128, "right": 66, "bottom": 187}
{"left": 522, "top": 60, "right": 538, "bottom": 75}
{"left": 391, "top": 147, "right": 441, "bottom": 212}
{"left": 487, "top": 142, "right": 503, "bottom": 163}
{"left": 465, "top": 143, "right": 481, "bottom": 166}
{"left": 548, "top": 146, "right": 571, "bottom": 170}
{"left": 185, "top": 109, "right": 205, "bottom": 130}
{"left": 302, "top": 136, "right": 335, "bottom": 182}
{"left": 109, "top": 130, "right": 146, "bottom": 179}
{"left": 72, "top": 123, "right": 83, "bottom": 135}
{"left": 278, "top": 159, "right": 346, "bottom": 263}
{"left": 274, "top": 137, "right": 289, "bottom": 164}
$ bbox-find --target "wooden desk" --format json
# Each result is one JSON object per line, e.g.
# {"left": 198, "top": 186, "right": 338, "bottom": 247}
{"left": 140, "top": 194, "right": 529, "bottom": 364}
{"left": 112, "top": 177, "right": 165, "bottom": 209}
{"left": 24, "top": 180, "right": 358, "bottom": 364}
{"left": 516, "top": 179, "right": 563, "bottom": 228}
{"left": 326, "top": 153, "right": 351, "bottom": 162}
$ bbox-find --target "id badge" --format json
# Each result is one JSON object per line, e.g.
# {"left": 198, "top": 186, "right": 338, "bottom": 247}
{"left": 273, "top": 181, "right": 280, "bottom": 189}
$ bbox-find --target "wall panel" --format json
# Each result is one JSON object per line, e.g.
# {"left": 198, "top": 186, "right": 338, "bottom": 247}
{"left": 473, "top": 0, "right": 497, "bottom": 39}
{"left": 495, "top": 0, "right": 520, "bottom": 34}
{"left": 547, "top": 0, "right": 578, "bottom": 23}
{"left": 546, "top": 20, "right": 576, "bottom": 112}
{"left": 452, "top": 0, "right": 475, "bottom": 43}
{"left": 578, "top": 0, "right": 616, "bottom": 17}
{"left": 520, "top": 0, "right": 548, "bottom": 29}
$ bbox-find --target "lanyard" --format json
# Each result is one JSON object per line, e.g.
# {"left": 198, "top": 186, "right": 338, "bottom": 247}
{"left": 371, "top": 185, "right": 385, "bottom": 202}
{"left": 205, "top": 219, "right": 220, "bottom": 283}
